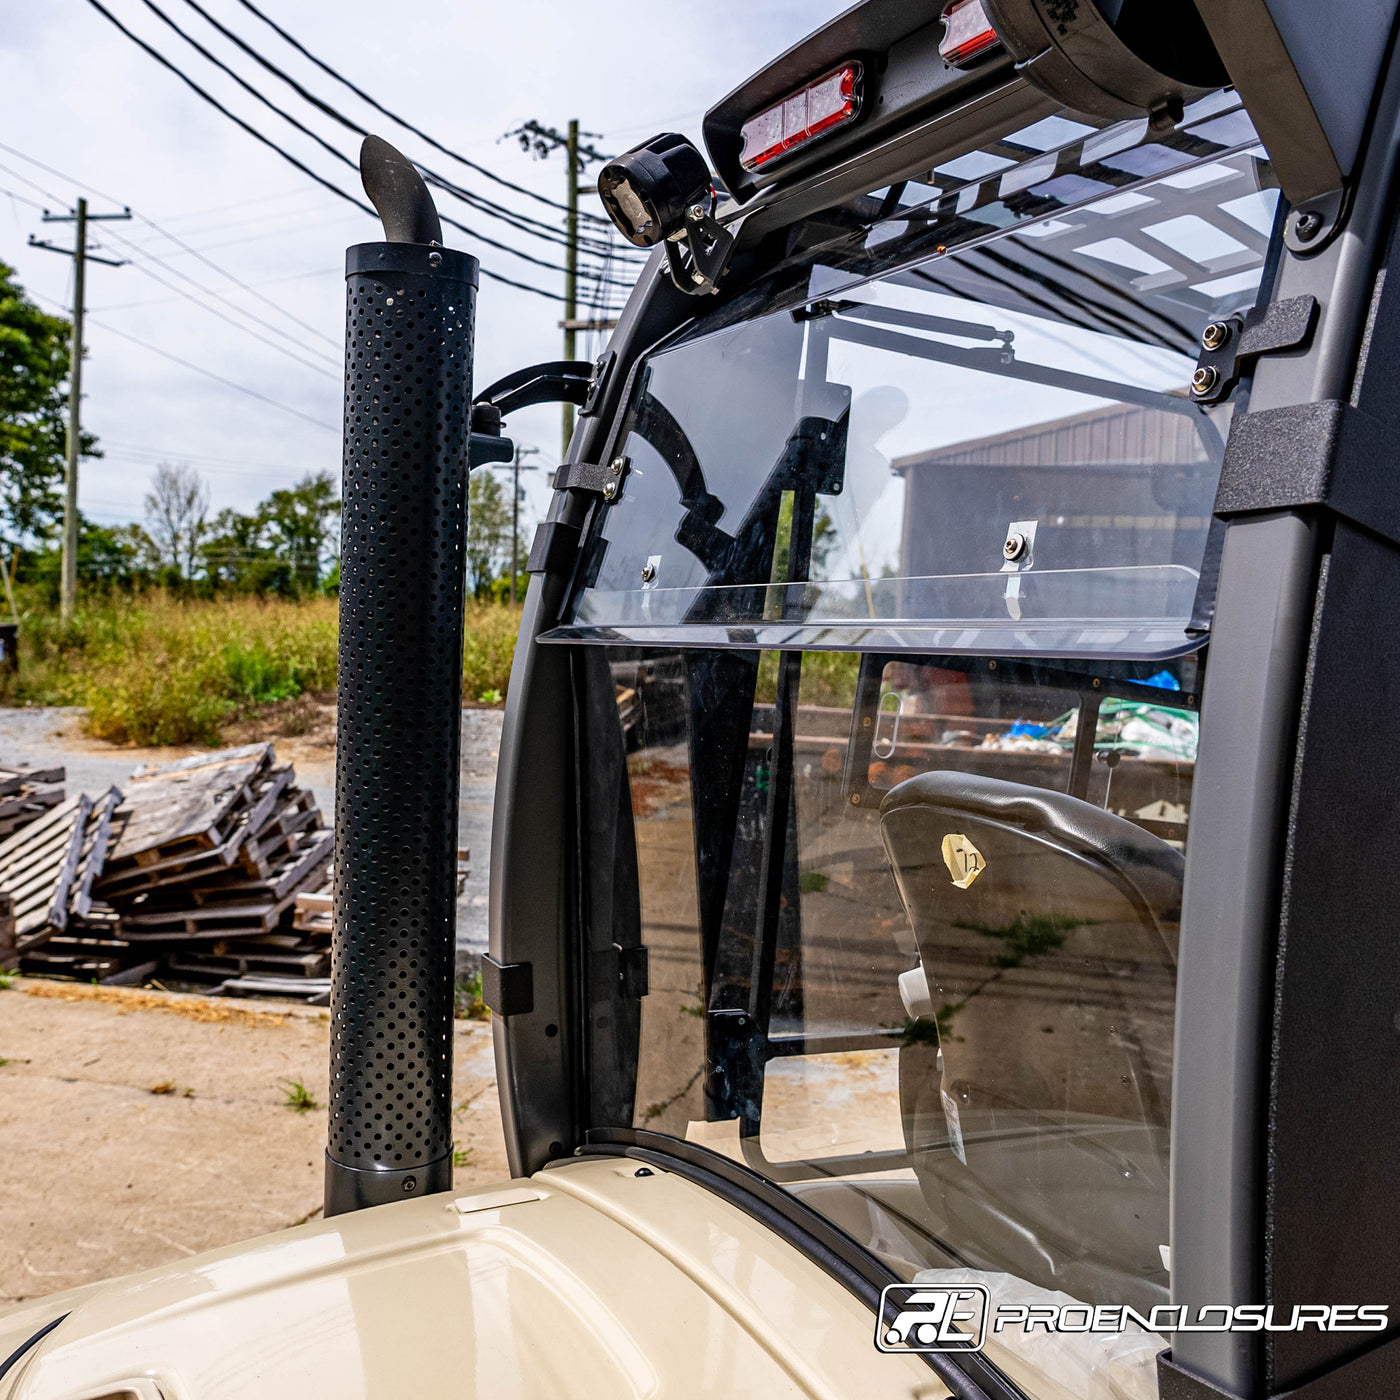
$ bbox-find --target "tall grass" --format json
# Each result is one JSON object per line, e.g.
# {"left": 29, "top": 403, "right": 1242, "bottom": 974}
{"left": 8, "top": 592, "right": 522, "bottom": 746}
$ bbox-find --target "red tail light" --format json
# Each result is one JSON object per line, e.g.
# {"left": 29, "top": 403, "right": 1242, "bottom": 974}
{"left": 739, "top": 63, "right": 863, "bottom": 171}
{"left": 940, "top": 0, "right": 1002, "bottom": 67}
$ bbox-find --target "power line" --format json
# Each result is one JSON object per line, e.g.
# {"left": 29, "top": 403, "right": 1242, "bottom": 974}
{"left": 90, "top": 316, "right": 339, "bottom": 428}
{"left": 123, "top": 0, "right": 637, "bottom": 286}
{"left": 107, "top": 246, "right": 341, "bottom": 379}
{"left": 233, "top": 0, "right": 614, "bottom": 225}
{"left": 174, "top": 0, "right": 639, "bottom": 261}
{"left": 80, "top": 0, "right": 613, "bottom": 305}
{"left": 4, "top": 151, "right": 341, "bottom": 378}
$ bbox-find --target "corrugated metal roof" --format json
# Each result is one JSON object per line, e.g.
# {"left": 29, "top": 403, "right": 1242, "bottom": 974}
{"left": 891, "top": 401, "right": 1207, "bottom": 473}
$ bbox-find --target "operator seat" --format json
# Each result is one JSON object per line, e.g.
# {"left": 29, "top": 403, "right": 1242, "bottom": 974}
{"left": 880, "top": 771, "right": 1184, "bottom": 1311}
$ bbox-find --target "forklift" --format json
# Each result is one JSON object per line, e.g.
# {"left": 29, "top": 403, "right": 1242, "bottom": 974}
{"left": 5, "top": 0, "right": 1400, "bottom": 1396}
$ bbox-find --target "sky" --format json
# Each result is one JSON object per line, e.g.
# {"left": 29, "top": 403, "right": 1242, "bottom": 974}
{"left": 0, "top": 0, "right": 851, "bottom": 535}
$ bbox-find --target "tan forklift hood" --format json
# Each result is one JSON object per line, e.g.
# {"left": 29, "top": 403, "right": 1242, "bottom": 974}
{"left": 0, "top": 1157, "right": 941, "bottom": 1400}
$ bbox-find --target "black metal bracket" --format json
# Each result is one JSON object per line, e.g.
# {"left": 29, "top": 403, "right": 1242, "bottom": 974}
{"left": 663, "top": 200, "right": 737, "bottom": 296}
{"left": 554, "top": 453, "right": 631, "bottom": 502}
{"left": 481, "top": 954, "right": 534, "bottom": 1018}
{"left": 526, "top": 520, "right": 582, "bottom": 575}
{"left": 616, "top": 943, "right": 649, "bottom": 1000}
{"left": 1190, "top": 295, "right": 1318, "bottom": 406}
{"left": 1156, "top": 1354, "right": 1240, "bottom": 1400}
{"left": 1214, "top": 399, "right": 1400, "bottom": 547}
{"left": 474, "top": 360, "right": 595, "bottom": 416}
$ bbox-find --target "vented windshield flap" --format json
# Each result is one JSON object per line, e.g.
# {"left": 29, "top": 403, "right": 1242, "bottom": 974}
{"left": 547, "top": 105, "right": 1276, "bottom": 660}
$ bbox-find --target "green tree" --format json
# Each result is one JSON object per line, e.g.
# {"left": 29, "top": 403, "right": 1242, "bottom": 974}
{"left": 0, "top": 261, "right": 97, "bottom": 554}
{"left": 467, "top": 470, "right": 512, "bottom": 595}
{"left": 259, "top": 470, "right": 340, "bottom": 589}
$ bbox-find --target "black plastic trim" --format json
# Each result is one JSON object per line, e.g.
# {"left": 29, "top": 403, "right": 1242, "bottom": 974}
{"left": 0, "top": 1314, "right": 67, "bottom": 1382}
{"left": 481, "top": 954, "right": 534, "bottom": 1018}
{"left": 526, "top": 521, "right": 583, "bottom": 576}
{"left": 573, "top": 1129, "right": 1023, "bottom": 1400}
{"left": 1214, "top": 400, "right": 1400, "bottom": 546}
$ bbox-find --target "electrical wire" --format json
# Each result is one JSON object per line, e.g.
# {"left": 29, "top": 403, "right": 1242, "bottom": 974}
{"left": 127, "top": 0, "right": 631, "bottom": 287}
{"left": 233, "top": 0, "right": 615, "bottom": 225}
{"left": 80, "top": 0, "right": 623, "bottom": 306}
{"left": 175, "top": 0, "right": 639, "bottom": 260}
{"left": 87, "top": 316, "right": 339, "bottom": 430}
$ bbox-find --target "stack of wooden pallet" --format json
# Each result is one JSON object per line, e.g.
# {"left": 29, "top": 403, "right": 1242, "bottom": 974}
{"left": 5, "top": 789, "right": 123, "bottom": 976}
{"left": 291, "top": 850, "right": 470, "bottom": 939}
{"left": 0, "top": 762, "right": 67, "bottom": 839}
{"left": 90, "top": 744, "right": 332, "bottom": 991}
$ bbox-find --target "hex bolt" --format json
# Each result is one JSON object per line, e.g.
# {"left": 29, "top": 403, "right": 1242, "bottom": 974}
{"left": 688, "top": 203, "right": 707, "bottom": 222}
{"left": 1192, "top": 365, "right": 1219, "bottom": 397}
{"left": 1003, "top": 531, "right": 1028, "bottom": 562}
{"left": 1294, "top": 210, "right": 1325, "bottom": 243}
{"left": 640, "top": 562, "right": 656, "bottom": 582}
{"left": 691, "top": 269, "right": 707, "bottom": 286}
{"left": 603, "top": 481, "right": 618, "bottom": 501}
{"left": 1201, "top": 321, "right": 1230, "bottom": 351}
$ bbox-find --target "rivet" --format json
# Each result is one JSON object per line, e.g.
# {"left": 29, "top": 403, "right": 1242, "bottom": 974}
{"left": 427, "top": 250, "right": 442, "bottom": 268}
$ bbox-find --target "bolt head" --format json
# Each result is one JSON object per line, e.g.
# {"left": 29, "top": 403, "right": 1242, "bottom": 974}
{"left": 688, "top": 203, "right": 707, "bottom": 222}
{"left": 1294, "top": 210, "right": 1325, "bottom": 242}
{"left": 603, "top": 481, "right": 617, "bottom": 501}
{"left": 640, "top": 562, "right": 656, "bottom": 582}
{"left": 610, "top": 457, "right": 624, "bottom": 473}
{"left": 402, "top": 1176, "right": 417, "bottom": 1193}
{"left": 691, "top": 269, "right": 707, "bottom": 285}
{"left": 1003, "top": 531, "right": 1028, "bottom": 562}
{"left": 1192, "top": 365, "right": 1220, "bottom": 396}
{"left": 1201, "top": 321, "right": 1229, "bottom": 351}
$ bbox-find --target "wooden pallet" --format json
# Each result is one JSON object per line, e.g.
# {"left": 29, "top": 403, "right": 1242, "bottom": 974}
{"left": 214, "top": 974, "right": 330, "bottom": 1002}
{"left": 96, "top": 764, "right": 296, "bottom": 897}
{"left": 1, "top": 794, "right": 93, "bottom": 948}
{"left": 103, "top": 743, "right": 274, "bottom": 872}
{"left": 167, "top": 944, "right": 330, "bottom": 979}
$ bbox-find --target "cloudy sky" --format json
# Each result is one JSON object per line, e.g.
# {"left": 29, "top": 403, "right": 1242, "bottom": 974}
{"left": 0, "top": 0, "right": 849, "bottom": 533}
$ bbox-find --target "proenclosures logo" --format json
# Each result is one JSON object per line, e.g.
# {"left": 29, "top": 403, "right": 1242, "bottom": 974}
{"left": 875, "top": 1284, "right": 1390, "bottom": 1355}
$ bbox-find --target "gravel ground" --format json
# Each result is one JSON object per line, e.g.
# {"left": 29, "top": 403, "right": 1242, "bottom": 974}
{"left": 0, "top": 705, "right": 503, "bottom": 961}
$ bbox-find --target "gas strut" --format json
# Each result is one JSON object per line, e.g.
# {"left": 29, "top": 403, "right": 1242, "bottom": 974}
{"left": 324, "top": 136, "right": 478, "bottom": 1215}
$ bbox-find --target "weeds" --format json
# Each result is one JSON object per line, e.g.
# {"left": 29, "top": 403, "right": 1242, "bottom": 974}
{"left": 453, "top": 1147, "right": 473, "bottom": 1168}
{"left": 454, "top": 972, "right": 489, "bottom": 1021}
{"left": 5, "top": 592, "right": 523, "bottom": 745}
{"left": 0, "top": 970, "right": 17, "bottom": 990}
{"left": 281, "top": 1078, "right": 319, "bottom": 1112}
{"left": 150, "top": 1080, "right": 176, "bottom": 1095}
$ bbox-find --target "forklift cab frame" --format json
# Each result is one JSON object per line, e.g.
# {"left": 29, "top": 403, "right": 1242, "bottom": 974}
{"left": 490, "top": 2, "right": 1400, "bottom": 1397}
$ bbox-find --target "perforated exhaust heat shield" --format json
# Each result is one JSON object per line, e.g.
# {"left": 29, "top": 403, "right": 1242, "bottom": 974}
{"left": 325, "top": 139, "right": 478, "bottom": 1216}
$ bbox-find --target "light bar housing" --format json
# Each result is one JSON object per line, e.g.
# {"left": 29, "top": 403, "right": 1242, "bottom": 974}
{"left": 940, "top": 0, "right": 1002, "bottom": 67}
{"left": 738, "top": 63, "right": 863, "bottom": 171}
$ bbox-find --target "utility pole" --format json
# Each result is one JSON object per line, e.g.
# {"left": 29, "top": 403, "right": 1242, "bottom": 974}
{"left": 506, "top": 120, "right": 612, "bottom": 458}
{"left": 28, "top": 197, "right": 130, "bottom": 618}
{"left": 506, "top": 443, "right": 540, "bottom": 605}
{"left": 564, "top": 119, "right": 579, "bottom": 461}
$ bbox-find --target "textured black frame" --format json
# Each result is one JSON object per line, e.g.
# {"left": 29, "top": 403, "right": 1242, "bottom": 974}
{"left": 325, "top": 240, "right": 478, "bottom": 1215}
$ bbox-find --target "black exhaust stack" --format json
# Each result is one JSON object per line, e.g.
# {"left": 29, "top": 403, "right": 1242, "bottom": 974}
{"left": 325, "top": 137, "right": 478, "bottom": 1215}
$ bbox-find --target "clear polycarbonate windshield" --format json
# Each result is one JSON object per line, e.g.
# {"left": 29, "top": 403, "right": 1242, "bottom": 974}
{"left": 568, "top": 96, "right": 1280, "bottom": 1400}
{"left": 549, "top": 97, "right": 1277, "bottom": 658}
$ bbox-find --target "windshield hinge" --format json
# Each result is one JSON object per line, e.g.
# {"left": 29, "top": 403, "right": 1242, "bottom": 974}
{"left": 1190, "top": 294, "right": 1318, "bottom": 406}
{"left": 554, "top": 454, "right": 632, "bottom": 502}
